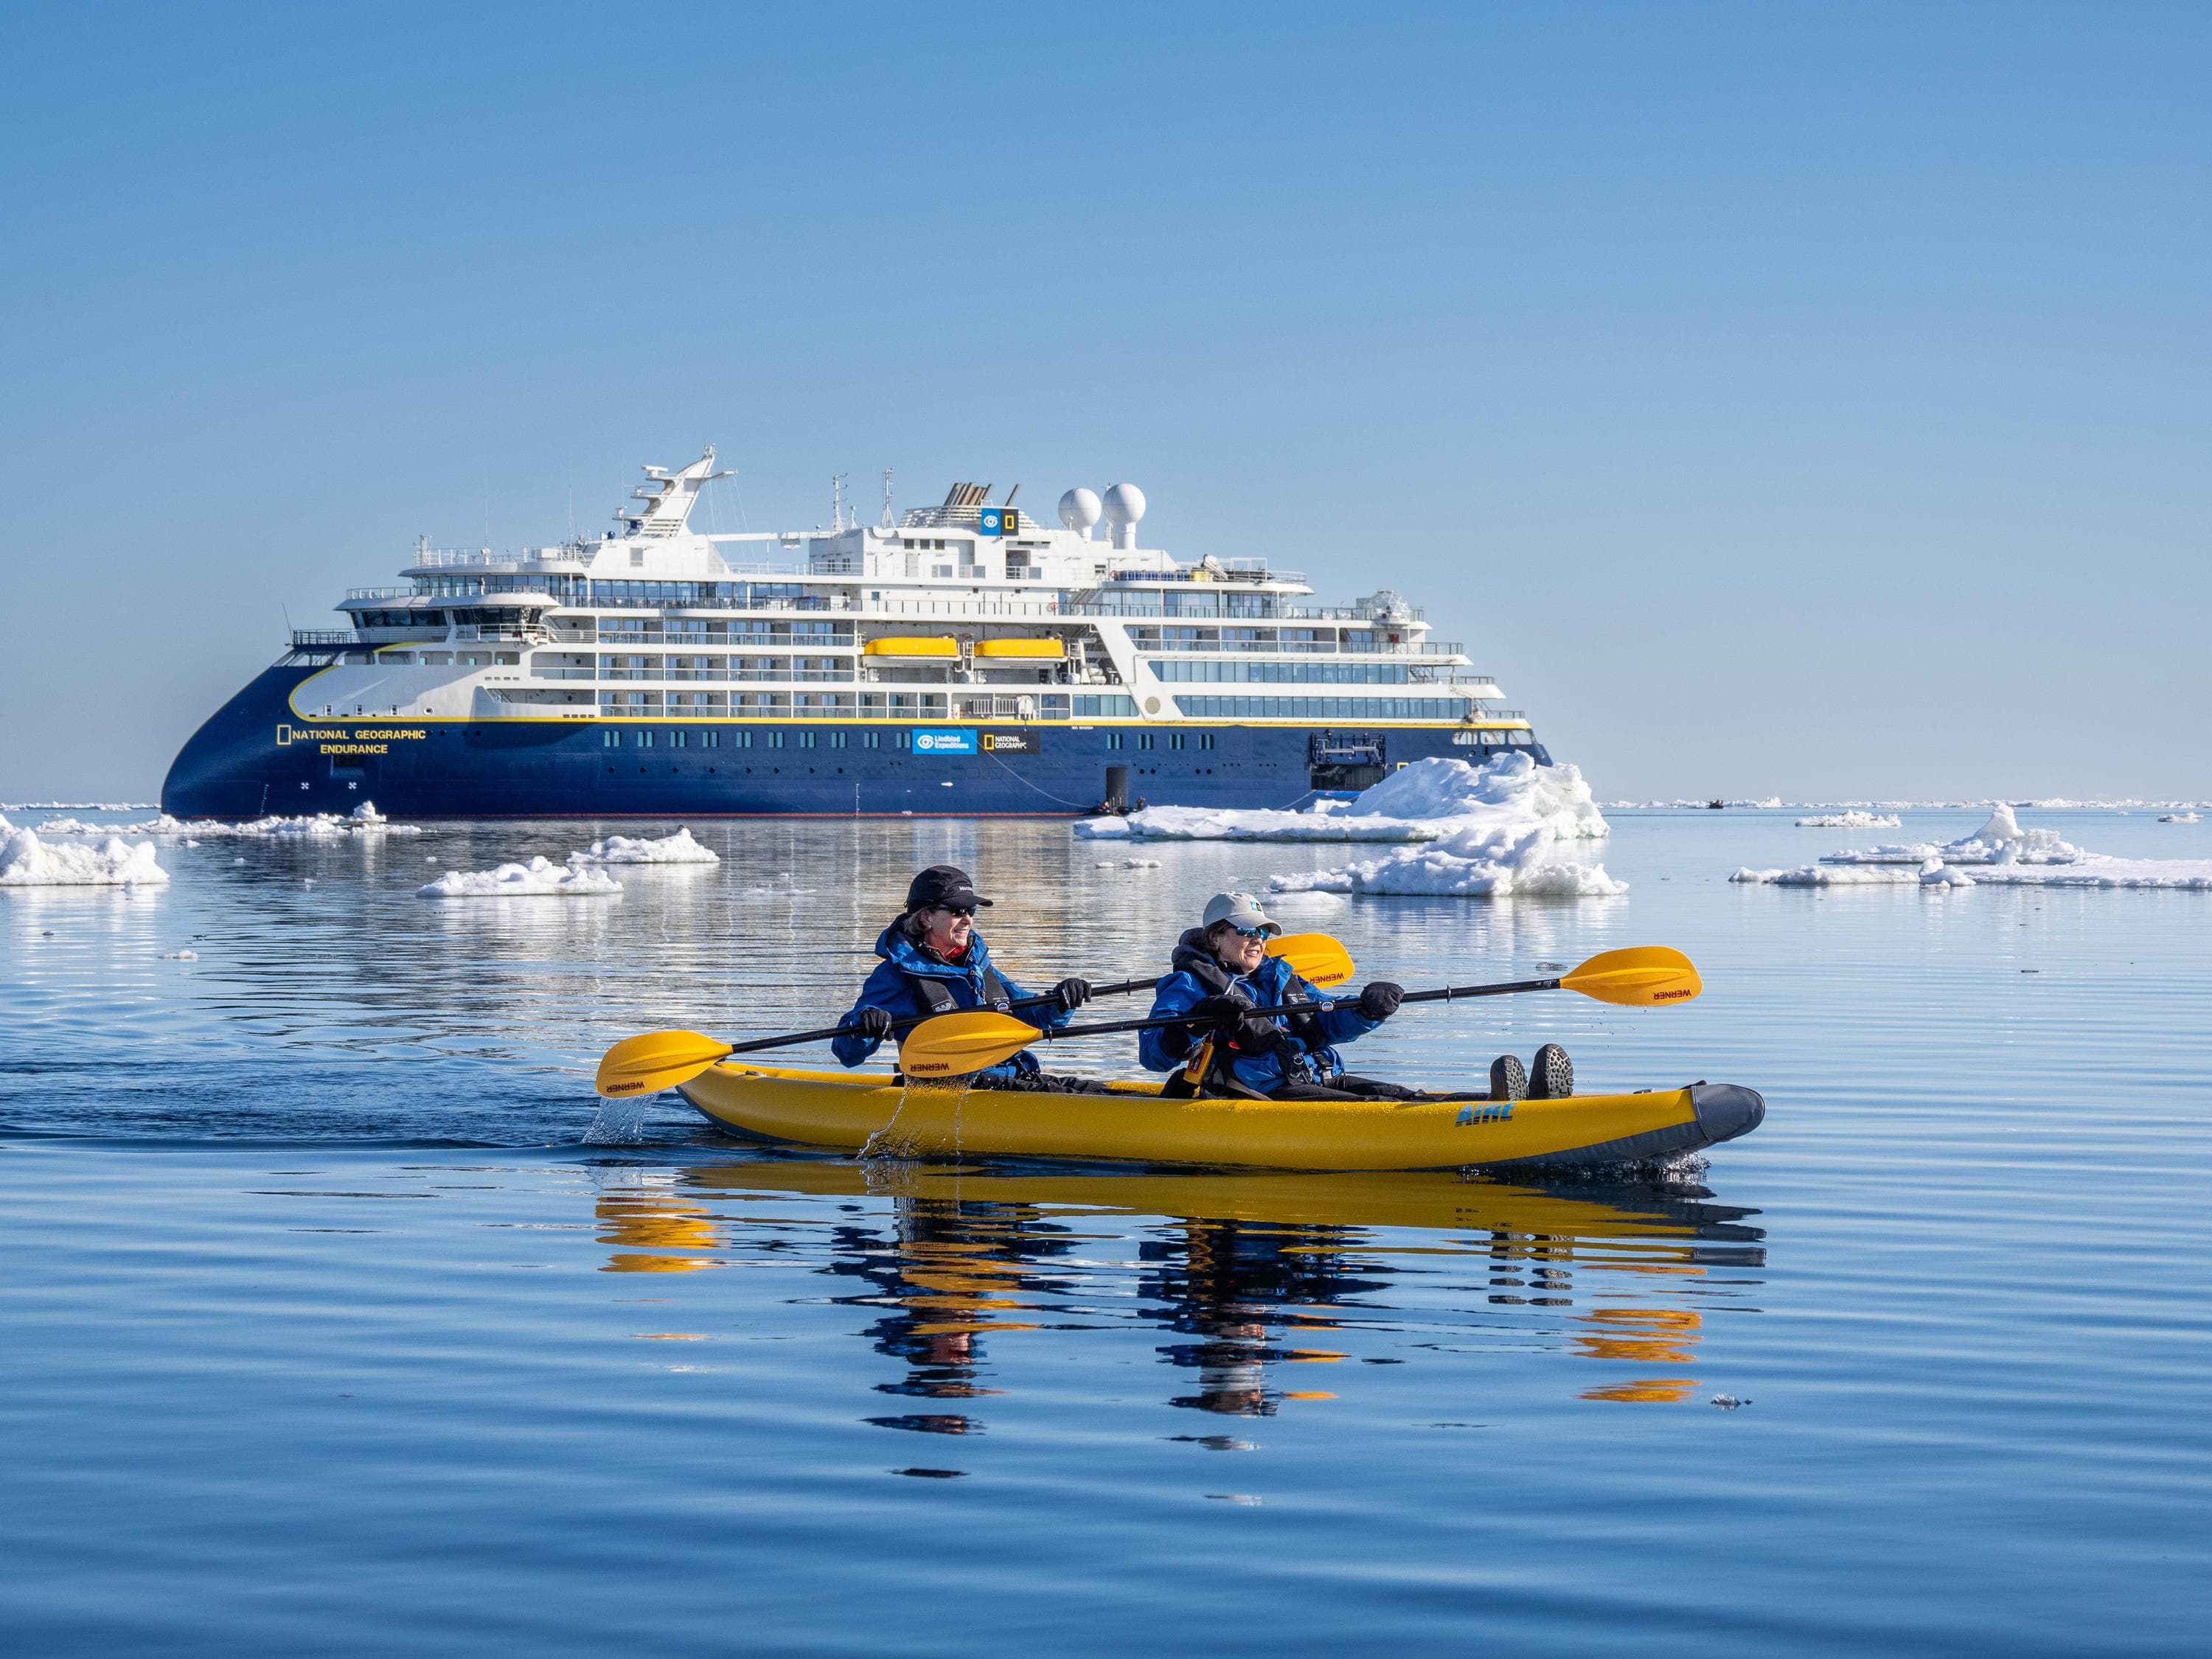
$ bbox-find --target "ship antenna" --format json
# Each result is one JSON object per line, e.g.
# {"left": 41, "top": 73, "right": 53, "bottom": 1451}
{"left": 881, "top": 467, "right": 894, "bottom": 529}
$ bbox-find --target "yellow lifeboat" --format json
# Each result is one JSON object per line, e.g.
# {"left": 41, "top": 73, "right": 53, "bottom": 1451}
{"left": 862, "top": 636, "right": 961, "bottom": 659}
{"left": 974, "top": 639, "right": 1065, "bottom": 660}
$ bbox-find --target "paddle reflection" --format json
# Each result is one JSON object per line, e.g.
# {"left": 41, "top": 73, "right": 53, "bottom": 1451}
{"left": 644, "top": 1163, "right": 1765, "bottom": 1425}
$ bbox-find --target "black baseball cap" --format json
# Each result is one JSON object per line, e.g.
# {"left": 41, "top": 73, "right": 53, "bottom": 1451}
{"left": 905, "top": 864, "right": 992, "bottom": 911}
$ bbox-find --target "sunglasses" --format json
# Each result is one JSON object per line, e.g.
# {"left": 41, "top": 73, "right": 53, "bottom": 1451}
{"left": 932, "top": 905, "right": 976, "bottom": 919}
{"left": 1226, "top": 923, "right": 1270, "bottom": 939}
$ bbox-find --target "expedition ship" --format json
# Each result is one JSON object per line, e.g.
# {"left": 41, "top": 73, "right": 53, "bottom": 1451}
{"left": 161, "top": 452, "right": 1549, "bottom": 818}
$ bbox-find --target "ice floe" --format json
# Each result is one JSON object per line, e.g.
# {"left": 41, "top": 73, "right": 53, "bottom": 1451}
{"left": 2160, "top": 812, "right": 2201, "bottom": 824}
{"left": 1736, "top": 804, "right": 2212, "bottom": 891}
{"left": 417, "top": 856, "right": 625, "bottom": 898}
{"left": 1795, "top": 811, "right": 1901, "bottom": 829}
{"left": 159, "top": 949, "right": 200, "bottom": 961}
{"left": 573, "top": 827, "right": 720, "bottom": 865}
{"left": 1079, "top": 755, "right": 1610, "bottom": 846}
{"left": 38, "top": 801, "right": 418, "bottom": 840}
{"left": 0, "top": 827, "right": 170, "bottom": 887}
{"left": 1816, "top": 804, "right": 2087, "bottom": 867}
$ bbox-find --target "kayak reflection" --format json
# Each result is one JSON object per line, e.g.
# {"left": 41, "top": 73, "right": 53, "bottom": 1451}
{"left": 644, "top": 1163, "right": 1766, "bottom": 1419}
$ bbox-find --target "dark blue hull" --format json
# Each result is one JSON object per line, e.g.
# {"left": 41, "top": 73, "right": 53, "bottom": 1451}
{"left": 161, "top": 665, "right": 1549, "bottom": 819}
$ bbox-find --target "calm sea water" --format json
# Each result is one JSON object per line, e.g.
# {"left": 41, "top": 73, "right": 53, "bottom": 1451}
{"left": 3, "top": 809, "right": 2207, "bottom": 1655}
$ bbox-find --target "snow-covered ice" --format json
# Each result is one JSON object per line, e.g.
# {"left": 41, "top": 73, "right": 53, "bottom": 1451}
{"left": 573, "top": 827, "right": 719, "bottom": 865}
{"left": 160, "top": 949, "right": 200, "bottom": 961}
{"left": 1085, "top": 755, "right": 1611, "bottom": 847}
{"left": 2160, "top": 813, "right": 2201, "bottom": 824}
{"left": 1251, "top": 757, "right": 1621, "bottom": 897}
{"left": 417, "top": 856, "right": 624, "bottom": 898}
{"left": 44, "top": 801, "right": 420, "bottom": 840}
{"left": 1795, "top": 811, "right": 1902, "bottom": 829}
{"left": 1818, "top": 805, "right": 2087, "bottom": 867}
{"left": 0, "top": 827, "right": 170, "bottom": 887}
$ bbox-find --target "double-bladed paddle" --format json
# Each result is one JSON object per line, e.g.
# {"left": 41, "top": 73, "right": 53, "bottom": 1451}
{"left": 894, "top": 945, "right": 1703, "bottom": 1080}
{"left": 592, "top": 931, "right": 1356, "bottom": 1099}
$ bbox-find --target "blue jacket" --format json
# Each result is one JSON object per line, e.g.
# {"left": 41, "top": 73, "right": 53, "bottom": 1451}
{"left": 1139, "top": 928, "right": 1377, "bottom": 1093}
{"left": 832, "top": 922, "right": 1070, "bottom": 1081}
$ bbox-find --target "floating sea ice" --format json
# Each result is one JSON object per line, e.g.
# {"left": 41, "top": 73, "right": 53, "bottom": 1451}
{"left": 1795, "top": 811, "right": 1902, "bottom": 828}
{"left": 572, "top": 827, "right": 720, "bottom": 865}
{"left": 1072, "top": 815, "right": 1131, "bottom": 840}
{"left": 2160, "top": 812, "right": 2201, "bottom": 823}
{"left": 1123, "top": 858, "right": 1163, "bottom": 869}
{"left": 1274, "top": 819, "right": 1626, "bottom": 898}
{"left": 0, "top": 828, "right": 170, "bottom": 887}
{"left": 160, "top": 949, "right": 200, "bottom": 960}
{"left": 1919, "top": 858, "right": 1975, "bottom": 888}
{"left": 88, "top": 802, "right": 421, "bottom": 839}
{"left": 1820, "top": 804, "right": 2087, "bottom": 867}
{"left": 1731, "top": 864, "right": 1919, "bottom": 886}
{"left": 416, "top": 855, "right": 624, "bottom": 897}
{"left": 1107, "top": 754, "right": 1612, "bottom": 846}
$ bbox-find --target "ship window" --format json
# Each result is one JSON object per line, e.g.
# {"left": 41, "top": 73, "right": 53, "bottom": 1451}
{"left": 799, "top": 731, "right": 817, "bottom": 749}
{"left": 701, "top": 730, "right": 720, "bottom": 748}
{"left": 669, "top": 730, "right": 687, "bottom": 749}
{"left": 495, "top": 653, "right": 518, "bottom": 665}
{"left": 1169, "top": 733, "right": 1186, "bottom": 751}
{"left": 933, "top": 565, "right": 953, "bottom": 578}
{"left": 1199, "top": 733, "right": 1217, "bottom": 750}
{"left": 1137, "top": 733, "right": 1155, "bottom": 751}
{"left": 734, "top": 730, "right": 752, "bottom": 748}
{"left": 602, "top": 730, "right": 619, "bottom": 748}
{"left": 894, "top": 730, "right": 911, "bottom": 750}
{"left": 864, "top": 731, "right": 880, "bottom": 748}
{"left": 636, "top": 730, "right": 654, "bottom": 748}
{"left": 828, "top": 731, "right": 847, "bottom": 748}
{"left": 768, "top": 731, "right": 785, "bottom": 748}
{"left": 1105, "top": 732, "right": 1124, "bottom": 751}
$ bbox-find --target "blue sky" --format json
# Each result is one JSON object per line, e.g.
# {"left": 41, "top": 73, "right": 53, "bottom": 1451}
{"left": 4, "top": 2, "right": 2205, "bottom": 801}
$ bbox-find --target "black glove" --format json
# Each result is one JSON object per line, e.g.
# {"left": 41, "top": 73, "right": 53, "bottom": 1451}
{"left": 1188, "top": 995, "right": 1247, "bottom": 1029}
{"left": 853, "top": 1007, "right": 894, "bottom": 1042}
{"left": 1357, "top": 981, "right": 1404, "bottom": 1021}
{"left": 1053, "top": 977, "right": 1092, "bottom": 1012}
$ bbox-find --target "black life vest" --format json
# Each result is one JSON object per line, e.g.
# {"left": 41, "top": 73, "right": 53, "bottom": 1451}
{"left": 902, "top": 962, "right": 1012, "bottom": 1017}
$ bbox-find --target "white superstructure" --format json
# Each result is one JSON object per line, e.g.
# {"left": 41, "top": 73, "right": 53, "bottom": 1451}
{"left": 288, "top": 450, "right": 1520, "bottom": 736}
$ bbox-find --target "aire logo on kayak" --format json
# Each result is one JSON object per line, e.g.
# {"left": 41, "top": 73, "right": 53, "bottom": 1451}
{"left": 1454, "top": 1102, "right": 1514, "bottom": 1127}
{"left": 914, "top": 729, "right": 979, "bottom": 755}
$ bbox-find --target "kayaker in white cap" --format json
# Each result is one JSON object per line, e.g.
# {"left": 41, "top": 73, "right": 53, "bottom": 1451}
{"left": 1139, "top": 891, "right": 1409, "bottom": 1099}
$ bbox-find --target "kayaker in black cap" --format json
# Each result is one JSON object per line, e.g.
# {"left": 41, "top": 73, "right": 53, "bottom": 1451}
{"left": 832, "top": 864, "right": 1100, "bottom": 1090}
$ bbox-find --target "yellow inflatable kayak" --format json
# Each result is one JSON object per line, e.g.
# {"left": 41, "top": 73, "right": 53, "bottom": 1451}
{"left": 677, "top": 1062, "right": 1764, "bottom": 1172}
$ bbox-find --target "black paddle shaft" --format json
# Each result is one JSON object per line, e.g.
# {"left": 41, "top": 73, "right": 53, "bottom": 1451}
{"left": 719, "top": 975, "right": 1161, "bottom": 1057}
{"left": 1023, "top": 977, "right": 1565, "bottom": 1045}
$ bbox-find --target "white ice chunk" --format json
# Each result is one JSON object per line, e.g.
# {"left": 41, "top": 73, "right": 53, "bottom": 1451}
{"left": 1795, "top": 812, "right": 1902, "bottom": 828}
{"left": 1072, "top": 816, "right": 1131, "bottom": 839}
{"left": 0, "top": 829, "right": 170, "bottom": 887}
{"left": 572, "top": 827, "right": 720, "bottom": 865}
{"left": 1106, "top": 755, "right": 1612, "bottom": 848}
{"left": 1273, "top": 818, "right": 1625, "bottom": 898}
{"left": 2160, "top": 813, "right": 2201, "bottom": 823}
{"left": 160, "top": 948, "right": 200, "bottom": 960}
{"left": 416, "top": 855, "right": 624, "bottom": 897}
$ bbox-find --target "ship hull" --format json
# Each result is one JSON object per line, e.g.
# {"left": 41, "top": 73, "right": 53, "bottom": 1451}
{"left": 161, "top": 666, "right": 1551, "bottom": 820}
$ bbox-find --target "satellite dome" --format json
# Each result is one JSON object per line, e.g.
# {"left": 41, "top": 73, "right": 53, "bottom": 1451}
{"left": 1102, "top": 482, "right": 1147, "bottom": 549}
{"left": 1058, "top": 487, "right": 1102, "bottom": 535}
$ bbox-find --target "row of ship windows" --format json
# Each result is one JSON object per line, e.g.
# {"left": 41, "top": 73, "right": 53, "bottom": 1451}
{"left": 599, "top": 728, "right": 907, "bottom": 751}
{"left": 1104, "top": 732, "right": 1218, "bottom": 751}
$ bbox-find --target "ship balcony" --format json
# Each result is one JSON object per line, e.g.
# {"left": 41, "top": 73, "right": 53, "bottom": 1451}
{"left": 356, "top": 625, "right": 451, "bottom": 644}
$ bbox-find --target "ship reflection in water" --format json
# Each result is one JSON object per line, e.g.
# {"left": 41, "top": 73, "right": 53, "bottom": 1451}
{"left": 589, "top": 1161, "right": 1766, "bottom": 1441}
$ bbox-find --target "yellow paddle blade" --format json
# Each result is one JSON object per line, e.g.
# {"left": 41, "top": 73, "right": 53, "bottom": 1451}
{"left": 1559, "top": 946, "right": 1703, "bottom": 1008}
{"left": 897, "top": 1011, "right": 1045, "bottom": 1079}
{"left": 595, "top": 1029, "right": 736, "bottom": 1098}
{"left": 1268, "top": 931, "right": 1354, "bottom": 989}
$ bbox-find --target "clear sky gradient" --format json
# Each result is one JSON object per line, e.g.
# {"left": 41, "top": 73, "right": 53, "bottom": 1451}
{"left": 4, "top": 2, "right": 2205, "bottom": 801}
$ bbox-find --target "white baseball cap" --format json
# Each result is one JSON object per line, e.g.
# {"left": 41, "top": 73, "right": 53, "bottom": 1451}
{"left": 1201, "top": 891, "right": 1281, "bottom": 937}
